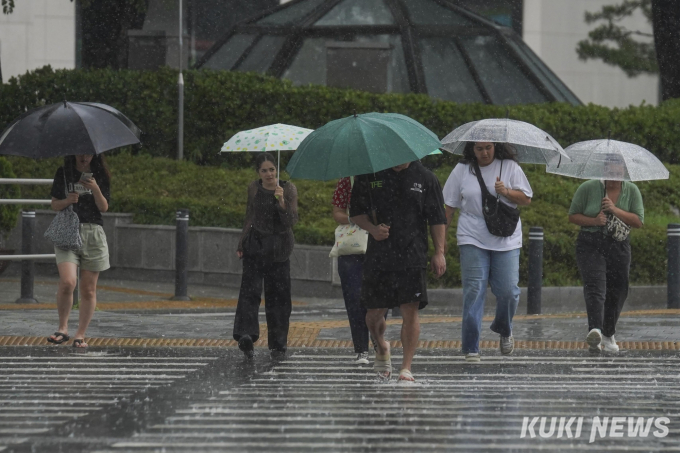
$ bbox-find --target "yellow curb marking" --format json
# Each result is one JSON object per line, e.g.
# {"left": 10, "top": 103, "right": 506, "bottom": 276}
{"left": 1, "top": 336, "right": 678, "bottom": 350}
{"left": 0, "top": 299, "right": 306, "bottom": 310}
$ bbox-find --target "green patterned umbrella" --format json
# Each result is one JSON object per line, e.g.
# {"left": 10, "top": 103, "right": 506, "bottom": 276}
{"left": 220, "top": 124, "right": 313, "bottom": 153}
{"left": 221, "top": 123, "right": 313, "bottom": 182}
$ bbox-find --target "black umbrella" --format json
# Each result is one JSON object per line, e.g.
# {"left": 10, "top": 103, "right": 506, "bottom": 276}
{"left": 0, "top": 101, "right": 141, "bottom": 158}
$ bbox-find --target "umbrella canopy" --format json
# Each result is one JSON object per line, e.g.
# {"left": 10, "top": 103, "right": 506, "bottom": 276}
{"left": 221, "top": 124, "right": 313, "bottom": 153}
{"left": 0, "top": 101, "right": 141, "bottom": 158}
{"left": 546, "top": 139, "right": 669, "bottom": 181}
{"left": 286, "top": 112, "right": 441, "bottom": 181}
{"left": 440, "top": 118, "right": 569, "bottom": 164}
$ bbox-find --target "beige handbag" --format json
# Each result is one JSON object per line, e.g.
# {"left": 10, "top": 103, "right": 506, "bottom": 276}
{"left": 329, "top": 176, "right": 368, "bottom": 257}
{"left": 329, "top": 223, "right": 368, "bottom": 257}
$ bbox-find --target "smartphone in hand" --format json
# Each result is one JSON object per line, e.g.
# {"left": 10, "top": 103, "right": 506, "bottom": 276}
{"left": 75, "top": 172, "right": 93, "bottom": 195}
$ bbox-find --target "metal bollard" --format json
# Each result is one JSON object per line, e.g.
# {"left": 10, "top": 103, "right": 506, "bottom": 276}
{"left": 171, "top": 209, "right": 190, "bottom": 301}
{"left": 527, "top": 227, "right": 543, "bottom": 315}
{"left": 16, "top": 211, "right": 38, "bottom": 304}
{"left": 667, "top": 223, "right": 680, "bottom": 309}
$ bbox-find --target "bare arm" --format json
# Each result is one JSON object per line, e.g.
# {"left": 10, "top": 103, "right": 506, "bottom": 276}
{"left": 444, "top": 205, "right": 457, "bottom": 233}
{"left": 602, "top": 197, "right": 643, "bottom": 228}
{"left": 494, "top": 178, "right": 531, "bottom": 206}
{"left": 444, "top": 205, "right": 457, "bottom": 254}
{"left": 609, "top": 208, "right": 643, "bottom": 228}
{"left": 430, "top": 223, "right": 446, "bottom": 278}
{"left": 351, "top": 214, "right": 390, "bottom": 241}
{"left": 332, "top": 206, "right": 350, "bottom": 225}
{"left": 81, "top": 177, "right": 108, "bottom": 212}
{"left": 51, "top": 194, "right": 78, "bottom": 212}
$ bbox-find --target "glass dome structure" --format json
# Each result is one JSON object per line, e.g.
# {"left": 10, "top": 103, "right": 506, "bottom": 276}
{"left": 197, "top": 0, "right": 580, "bottom": 105}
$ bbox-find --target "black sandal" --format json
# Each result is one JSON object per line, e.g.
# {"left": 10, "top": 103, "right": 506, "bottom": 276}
{"left": 46, "top": 332, "right": 70, "bottom": 344}
{"left": 72, "top": 339, "right": 88, "bottom": 348}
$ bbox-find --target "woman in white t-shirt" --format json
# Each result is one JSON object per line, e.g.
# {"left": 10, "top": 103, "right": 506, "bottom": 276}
{"left": 443, "top": 142, "right": 533, "bottom": 362}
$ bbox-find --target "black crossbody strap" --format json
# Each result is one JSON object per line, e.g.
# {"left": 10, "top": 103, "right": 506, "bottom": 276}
{"left": 472, "top": 160, "right": 490, "bottom": 197}
{"left": 473, "top": 159, "right": 505, "bottom": 199}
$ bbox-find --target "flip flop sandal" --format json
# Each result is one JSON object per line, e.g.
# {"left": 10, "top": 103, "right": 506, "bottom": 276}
{"left": 398, "top": 368, "right": 415, "bottom": 382}
{"left": 72, "top": 339, "right": 88, "bottom": 348}
{"left": 46, "top": 332, "right": 70, "bottom": 344}
{"left": 374, "top": 354, "right": 392, "bottom": 380}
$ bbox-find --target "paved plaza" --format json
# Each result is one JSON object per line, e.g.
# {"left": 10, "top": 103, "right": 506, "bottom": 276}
{"left": 0, "top": 277, "right": 678, "bottom": 451}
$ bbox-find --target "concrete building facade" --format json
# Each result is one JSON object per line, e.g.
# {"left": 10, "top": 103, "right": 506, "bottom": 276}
{"left": 0, "top": 0, "right": 661, "bottom": 108}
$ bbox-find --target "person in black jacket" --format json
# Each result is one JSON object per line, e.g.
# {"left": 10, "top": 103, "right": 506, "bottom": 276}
{"left": 234, "top": 153, "right": 299, "bottom": 359}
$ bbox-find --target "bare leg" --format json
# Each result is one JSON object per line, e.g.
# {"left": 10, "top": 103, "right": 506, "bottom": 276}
{"left": 365, "top": 308, "right": 389, "bottom": 355}
{"left": 49, "top": 262, "right": 78, "bottom": 342}
{"left": 72, "top": 269, "right": 100, "bottom": 347}
{"left": 399, "top": 301, "right": 420, "bottom": 372}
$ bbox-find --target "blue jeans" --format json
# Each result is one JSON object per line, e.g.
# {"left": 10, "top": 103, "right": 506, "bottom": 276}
{"left": 459, "top": 245, "right": 521, "bottom": 354}
{"left": 337, "top": 255, "right": 369, "bottom": 353}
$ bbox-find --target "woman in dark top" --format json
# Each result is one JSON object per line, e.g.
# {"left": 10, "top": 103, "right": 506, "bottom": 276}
{"left": 47, "top": 154, "right": 111, "bottom": 348}
{"left": 234, "top": 153, "right": 298, "bottom": 359}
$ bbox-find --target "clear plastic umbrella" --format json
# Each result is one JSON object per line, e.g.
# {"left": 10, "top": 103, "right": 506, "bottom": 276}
{"left": 546, "top": 139, "right": 669, "bottom": 181}
{"left": 440, "top": 118, "right": 569, "bottom": 164}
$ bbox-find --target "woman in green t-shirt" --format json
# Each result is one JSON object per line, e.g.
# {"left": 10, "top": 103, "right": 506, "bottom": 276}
{"left": 568, "top": 155, "right": 644, "bottom": 354}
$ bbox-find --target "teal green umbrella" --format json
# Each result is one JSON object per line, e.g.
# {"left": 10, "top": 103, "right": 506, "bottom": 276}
{"left": 286, "top": 112, "right": 441, "bottom": 180}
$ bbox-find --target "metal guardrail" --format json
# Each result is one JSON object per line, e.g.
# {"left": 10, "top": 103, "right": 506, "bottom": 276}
{"left": 0, "top": 254, "right": 55, "bottom": 261}
{"left": 0, "top": 178, "right": 53, "bottom": 204}
{"left": 0, "top": 178, "right": 55, "bottom": 303}
{"left": 0, "top": 199, "right": 51, "bottom": 205}
{"left": 0, "top": 178, "right": 53, "bottom": 184}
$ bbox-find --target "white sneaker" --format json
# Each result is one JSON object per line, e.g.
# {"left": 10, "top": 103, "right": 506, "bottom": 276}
{"left": 355, "top": 352, "right": 369, "bottom": 365}
{"left": 601, "top": 335, "right": 620, "bottom": 352}
{"left": 585, "top": 328, "right": 602, "bottom": 352}
{"left": 465, "top": 353, "right": 481, "bottom": 363}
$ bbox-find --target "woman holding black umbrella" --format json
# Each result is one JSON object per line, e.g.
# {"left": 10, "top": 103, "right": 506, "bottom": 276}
{"left": 47, "top": 154, "right": 111, "bottom": 348}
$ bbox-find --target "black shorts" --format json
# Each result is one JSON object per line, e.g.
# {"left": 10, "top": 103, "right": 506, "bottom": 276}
{"left": 360, "top": 268, "right": 428, "bottom": 310}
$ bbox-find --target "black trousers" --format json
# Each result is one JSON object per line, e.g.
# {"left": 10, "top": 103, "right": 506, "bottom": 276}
{"left": 575, "top": 231, "right": 631, "bottom": 337}
{"left": 233, "top": 256, "right": 292, "bottom": 351}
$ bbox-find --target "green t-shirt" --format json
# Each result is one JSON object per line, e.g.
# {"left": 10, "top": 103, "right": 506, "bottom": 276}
{"left": 568, "top": 179, "right": 644, "bottom": 233}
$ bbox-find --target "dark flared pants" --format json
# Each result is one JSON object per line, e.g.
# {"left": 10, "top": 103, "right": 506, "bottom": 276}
{"left": 575, "top": 231, "right": 631, "bottom": 337}
{"left": 337, "top": 254, "right": 369, "bottom": 353}
{"left": 233, "top": 256, "right": 292, "bottom": 351}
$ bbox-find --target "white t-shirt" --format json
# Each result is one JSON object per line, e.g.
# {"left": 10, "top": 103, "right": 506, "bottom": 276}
{"left": 443, "top": 159, "right": 533, "bottom": 251}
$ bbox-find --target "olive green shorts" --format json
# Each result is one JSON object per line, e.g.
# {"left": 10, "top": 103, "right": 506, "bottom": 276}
{"left": 54, "top": 223, "right": 110, "bottom": 272}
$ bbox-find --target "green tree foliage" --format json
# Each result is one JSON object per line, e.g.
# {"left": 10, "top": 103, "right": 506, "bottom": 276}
{"left": 1, "top": 0, "right": 14, "bottom": 14}
{"left": 3, "top": 66, "right": 680, "bottom": 166}
{"left": 6, "top": 153, "right": 678, "bottom": 288}
{"left": 576, "top": 0, "right": 657, "bottom": 77}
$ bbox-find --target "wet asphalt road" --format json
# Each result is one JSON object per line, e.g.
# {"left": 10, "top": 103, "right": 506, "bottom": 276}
{"left": 0, "top": 347, "right": 679, "bottom": 452}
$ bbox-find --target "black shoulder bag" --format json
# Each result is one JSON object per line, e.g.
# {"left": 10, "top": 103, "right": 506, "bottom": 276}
{"left": 472, "top": 159, "right": 520, "bottom": 237}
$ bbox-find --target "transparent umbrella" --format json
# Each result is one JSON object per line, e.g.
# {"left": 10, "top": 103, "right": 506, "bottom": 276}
{"left": 440, "top": 118, "right": 569, "bottom": 164}
{"left": 546, "top": 139, "right": 669, "bottom": 181}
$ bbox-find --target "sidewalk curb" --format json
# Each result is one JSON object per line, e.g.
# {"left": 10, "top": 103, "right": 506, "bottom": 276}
{"left": 2, "top": 336, "right": 679, "bottom": 350}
